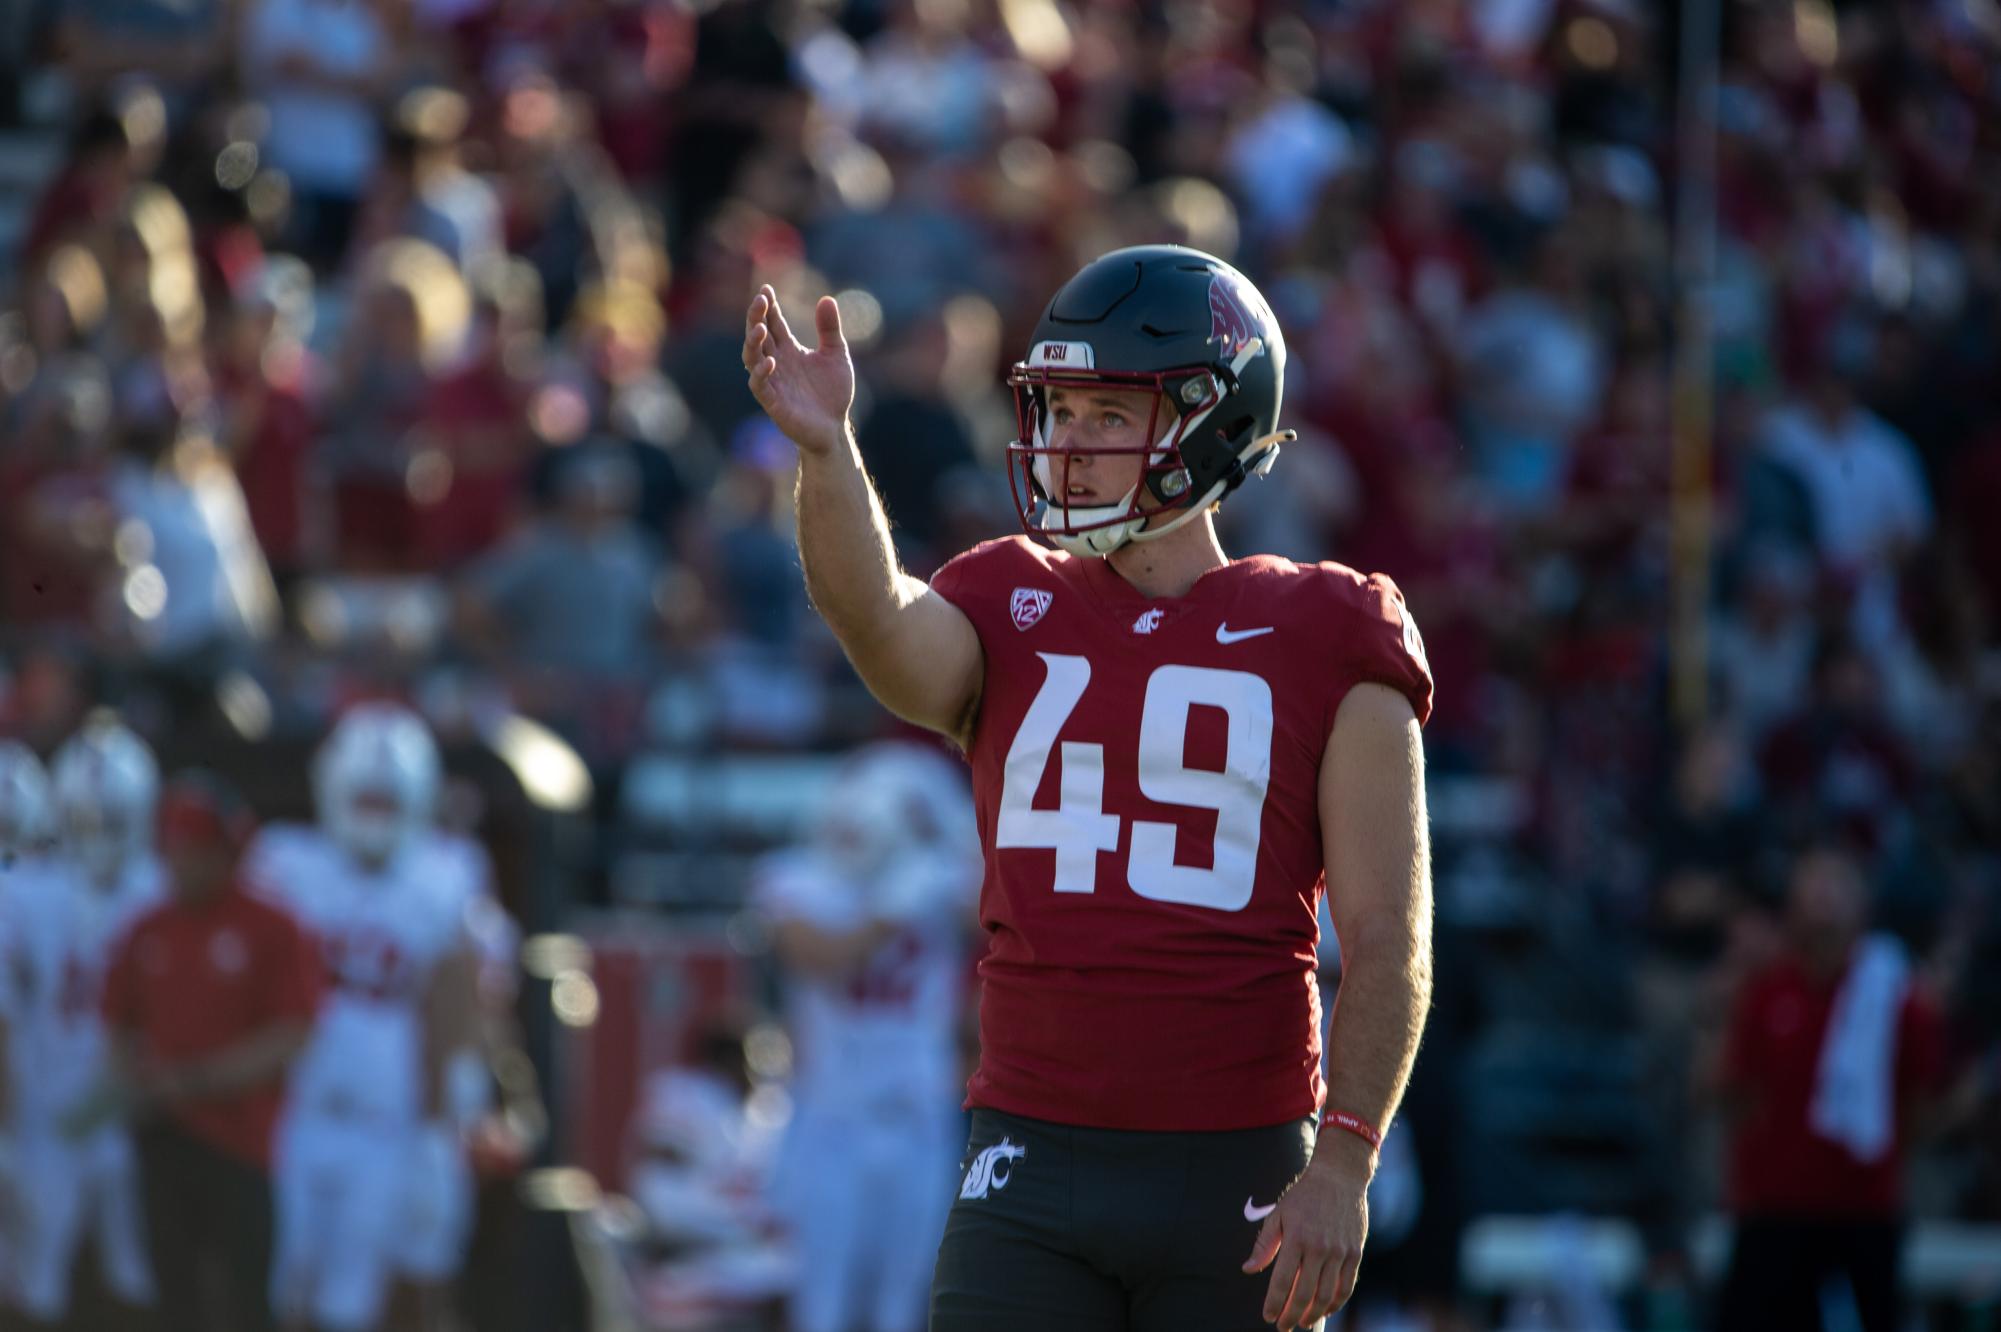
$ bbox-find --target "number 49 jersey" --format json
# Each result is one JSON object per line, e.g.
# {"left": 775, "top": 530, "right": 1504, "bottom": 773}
{"left": 930, "top": 536, "right": 1432, "bottom": 1132}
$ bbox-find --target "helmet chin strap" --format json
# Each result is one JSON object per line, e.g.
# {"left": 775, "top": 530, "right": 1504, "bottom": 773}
{"left": 1126, "top": 427, "right": 1293, "bottom": 545}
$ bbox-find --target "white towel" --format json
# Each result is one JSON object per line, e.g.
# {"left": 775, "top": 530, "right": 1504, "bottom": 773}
{"left": 1810, "top": 933, "right": 1910, "bottom": 1163}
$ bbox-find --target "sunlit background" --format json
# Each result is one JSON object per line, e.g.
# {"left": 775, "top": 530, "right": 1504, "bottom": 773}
{"left": 1, "top": 0, "right": 2000, "bottom": 1329}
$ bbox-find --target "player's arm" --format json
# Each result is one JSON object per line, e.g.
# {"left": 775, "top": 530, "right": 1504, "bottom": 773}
{"left": 743, "top": 285, "right": 984, "bottom": 745}
{"left": 1247, "top": 682, "right": 1431, "bottom": 1330}
{"left": 1317, "top": 682, "right": 1431, "bottom": 1160}
{"left": 422, "top": 939, "right": 483, "bottom": 1122}
{"left": 768, "top": 917, "right": 898, "bottom": 981}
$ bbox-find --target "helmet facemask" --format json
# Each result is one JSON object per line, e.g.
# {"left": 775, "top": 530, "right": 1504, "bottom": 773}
{"left": 1007, "top": 339, "right": 1288, "bottom": 558}
{"left": 1005, "top": 247, "right": 1296, "bottom": 559}
{"left": 1007, "top": 366, "right": 1224, "bottom": 558}
{"left": 51, "top": 723, "right": 159, "bottom": 890}
{"left": 314, "top": 705, "right": 441, "bottom": 872}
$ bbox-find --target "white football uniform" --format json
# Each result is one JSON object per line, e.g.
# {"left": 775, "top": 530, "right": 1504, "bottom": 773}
{"left": 392, "top": 831, "right": 505, "bottom": 1286}
{"left": 0, "top": 851, "right": 60, "bottom": 1307}
{"left": 7, "top": 857, "right": 161, "bottom": 1320}
{"left": 248, "top": 825, "right": 468, "bottom": 1332}
{"left": 757, "top": 846, "right": 974, "bottom": 1332}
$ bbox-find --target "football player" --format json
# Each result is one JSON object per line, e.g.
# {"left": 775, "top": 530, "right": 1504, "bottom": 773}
{"left": 756, "top": 742, "right": 978, "bottom": 1332}
{"left": 249, "top": 703, "right": 480, "bottom": 1332}
{"left": 744, "top": 246, "right": 1434, "bottom": 1331}
{"left": 390, "top": 827, "right": 514, "bottom": 1328}
{"left": 0, "top": 739, "right": 58, "bottom": 1308}
{"left": 11, "top": 720, "right": 162, "bottom": 1326}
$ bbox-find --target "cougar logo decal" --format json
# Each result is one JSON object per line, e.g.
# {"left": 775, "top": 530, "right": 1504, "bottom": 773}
{"left": 1207, "top": 273, "right": 1262, "bottom": 356}
{"left": 959, "top": 1138, "right": 1028, "bottom": 1200}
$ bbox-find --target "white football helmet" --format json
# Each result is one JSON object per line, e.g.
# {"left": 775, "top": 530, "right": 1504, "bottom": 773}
{"left": 51, "top": 720, "right": 160, "bottom": 885}
{"left": 313, "top": 702, "right": 441, "bottom": 866}
{"left": 0, "top": 740, "right": 55, "bottom": 856}
{"left": 809, "top": 743, "right": 971, "bottom": 880}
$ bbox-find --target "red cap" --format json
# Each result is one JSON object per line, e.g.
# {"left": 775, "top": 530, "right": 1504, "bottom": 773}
{"left": 158, "top": 772, "right": 255, "bottom": 853}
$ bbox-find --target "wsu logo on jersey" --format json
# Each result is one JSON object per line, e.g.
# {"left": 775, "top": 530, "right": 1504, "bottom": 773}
{"left": 1207, "top": 272, "right": 1264, "bottom": 357}
{"left": 1132, "top": 608, "right": 1164, "bottom": 634}
{"left": 1011, "top": 587, "right": 1052, "bottom": 631}
{"left": 959, "top": 1138, "right": 1027, "bottom": 1200}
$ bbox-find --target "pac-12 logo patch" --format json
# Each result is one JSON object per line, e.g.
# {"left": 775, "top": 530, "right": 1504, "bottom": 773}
{"left": 960, "top": 1138, "right": 1027, "bottom": 1200}
{"left": 1011, "top": 587, "right": 1052, "bottom": 631}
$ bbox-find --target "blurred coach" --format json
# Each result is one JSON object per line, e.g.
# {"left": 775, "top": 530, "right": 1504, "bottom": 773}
{"left": 1712, "top": 840, "right": 1945, "bottom": 1332}
{"left": 99, "top": 772, "right": 321, "bottom": 1332}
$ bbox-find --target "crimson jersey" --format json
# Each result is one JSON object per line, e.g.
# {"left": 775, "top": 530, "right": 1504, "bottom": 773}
{"left": 929, "top": 536, "right": 1433, "bottom": 1132}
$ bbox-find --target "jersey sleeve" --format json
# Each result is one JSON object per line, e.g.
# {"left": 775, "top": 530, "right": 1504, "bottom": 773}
{"left": 927, "top": 536, "right": 1027, "bottom": 622}
{"left": 1325, "top": 570, "right": 1433, "bottom": 728}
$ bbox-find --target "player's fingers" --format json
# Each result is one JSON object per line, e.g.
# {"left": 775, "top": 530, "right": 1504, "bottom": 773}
{"left": 761, "top": 284, "right": 801, "bottom": 354}
{"left": 815, "top": 293, "right": 845, "bottom": 353}
{"left": 1329, "top": 1246, "right": 1364, "bottom": 1313}
{"left": 748, "top": 354, "right": 776, "bottom": 398}
{"left": 1301, "top": 1250, "right": 1349, "bottom": 1327}
{"left": 742, "top": 290, "right": 767, "bottom": 349}
{"left": 1242, "top": 1215, "right": 1283, "bottom": 1274}
{"left": 1261, "top": 1245, "right": 1304, "bottom": 1326}
{"left": 1276, "top": 1249, "right": 1329, "bottom": 1330}
{"left": 741, "top": 321, "right": 768, "bottom": 371}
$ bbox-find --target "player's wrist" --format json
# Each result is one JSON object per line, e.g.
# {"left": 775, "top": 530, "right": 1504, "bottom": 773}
{"left": 1310, "top": 1109, "right": 1382, "bottom": 1178}
{"left": 793, "top": 417, "right": 853, "bottom": 459}
{"left": 1309, "top": 1131, "right": 1376, "bottom": 1181}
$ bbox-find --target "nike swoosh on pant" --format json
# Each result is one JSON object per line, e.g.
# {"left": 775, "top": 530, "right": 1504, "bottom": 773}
{"left": 1244, "top": 1197, "right": 1278, "bottom": 1222}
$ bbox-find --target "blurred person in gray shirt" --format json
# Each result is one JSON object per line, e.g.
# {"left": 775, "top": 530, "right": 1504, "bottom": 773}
{"left": 459, "top": 445, "right": 667, "bottom": 682}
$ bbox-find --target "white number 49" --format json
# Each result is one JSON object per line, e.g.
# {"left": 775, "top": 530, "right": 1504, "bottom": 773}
{"left": 995, "top": 652, "right": 1274, "bottom": 911}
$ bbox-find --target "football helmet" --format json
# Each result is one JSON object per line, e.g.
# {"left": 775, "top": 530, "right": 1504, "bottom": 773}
{"left": 0, "top": 740, "right": 54, "bottom": 855}
{"left": 1007, "top": 245, "right": 1294, "bottom": 557}
{"left": 314, "top": 702, "right": 441, "bottom": 867}
{"left": 809, "top": 743, "right": 965, "bottom": 880}
{"left": 51, "top": 719, "right": 160, "bottom": 884}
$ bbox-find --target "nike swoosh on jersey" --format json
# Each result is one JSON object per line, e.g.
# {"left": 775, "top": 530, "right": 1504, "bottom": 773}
{"left": 1216, "top": 624, "right": 1276, "bottom": 644}
{"left": 1244, "top": 1197, "right": 1279, "bottom": 1222}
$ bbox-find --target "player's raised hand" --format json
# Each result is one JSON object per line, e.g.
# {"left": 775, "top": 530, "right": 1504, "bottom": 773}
{"left": 743, "top": 283, "right": 854, "bottom": 457}
{"left": 1243, "top": 1154, "right": 1370, "bottom": 1330}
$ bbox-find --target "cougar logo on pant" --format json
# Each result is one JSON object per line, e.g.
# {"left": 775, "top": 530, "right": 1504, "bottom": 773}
{"left": 958, "top": 1139, "right": 1027, "bottom": 1200}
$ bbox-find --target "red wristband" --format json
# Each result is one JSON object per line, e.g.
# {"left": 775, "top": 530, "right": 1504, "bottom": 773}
{"left": 1321, "top": 1109, "right": 1382, "bottom": 1151}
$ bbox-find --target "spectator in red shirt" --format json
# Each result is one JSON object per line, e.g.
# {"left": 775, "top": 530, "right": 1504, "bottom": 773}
{"left": 1712, "top": 840, "right": 1946, "bottom": 1332}
{"left": 410, "top": 259, "right": 544, "bottom": 569}
{"left": 100, "top": 773, "right": 321, "bottom": 1332}
{"left": 213, "top": 258, "right": 321, "bottom": 585}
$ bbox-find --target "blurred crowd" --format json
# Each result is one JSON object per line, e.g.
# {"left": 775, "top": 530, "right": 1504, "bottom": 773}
{"left": 4, "top": 0, "right": 2001, "bottom": 1327}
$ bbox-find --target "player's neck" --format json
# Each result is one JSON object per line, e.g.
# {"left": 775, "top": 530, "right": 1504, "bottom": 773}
{"left": 1103, "top": 516, "right": 1228, "bottom": 600}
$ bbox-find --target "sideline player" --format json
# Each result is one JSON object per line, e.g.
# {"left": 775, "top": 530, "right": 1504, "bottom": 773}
{"left": 0, "top": 740, "right": 58, "bottom": 1312}
{"left": 248, "top": 703, "right": 480, "bottom": 1332}
{"left": 12, "top": 721, "right": 162, "bottom": 1326}
{"left": 756, "top": 742, "right": 978, "bottom": 1332}
{"left": 744, "top": 246, "right": 1434, "bottom": 1331}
